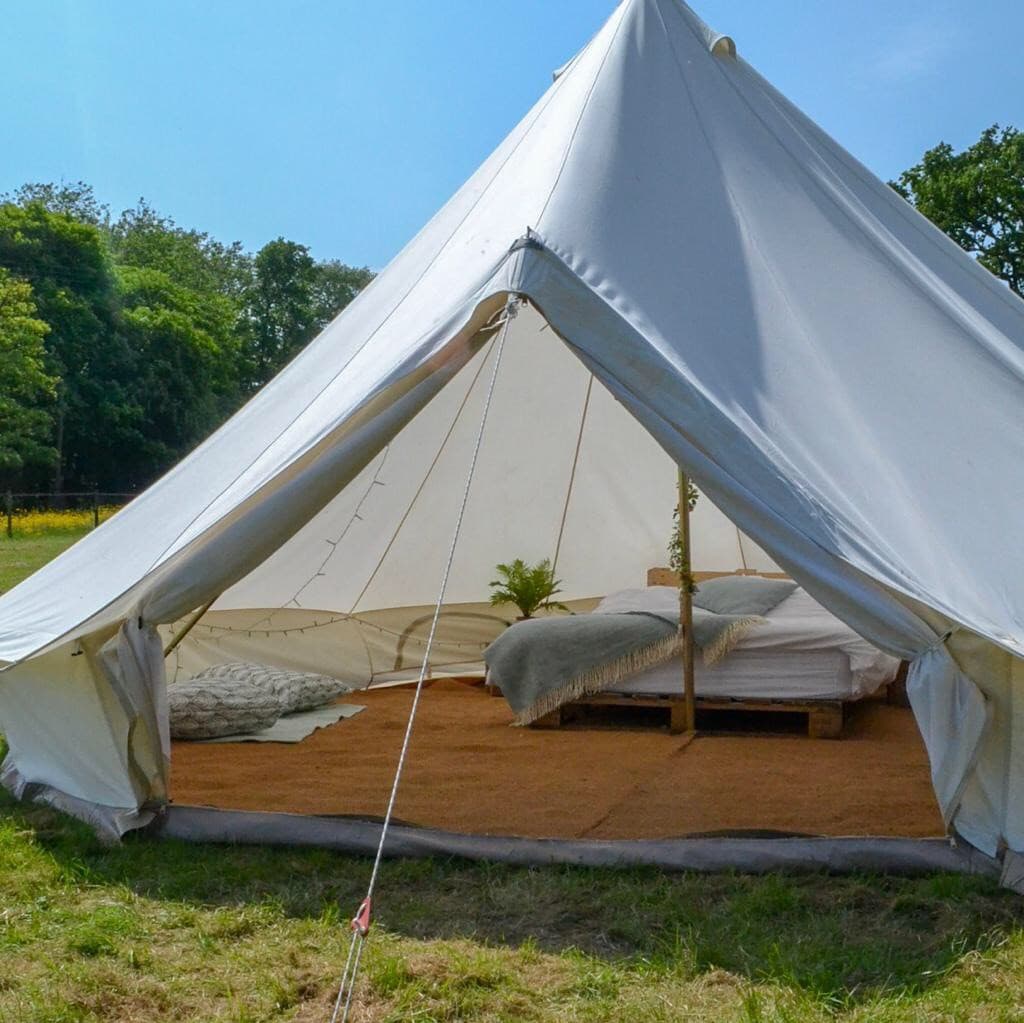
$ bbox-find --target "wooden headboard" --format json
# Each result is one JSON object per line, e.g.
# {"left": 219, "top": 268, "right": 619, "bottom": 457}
{"left": 646, "top": 567, "right": 791, "bottom": 586}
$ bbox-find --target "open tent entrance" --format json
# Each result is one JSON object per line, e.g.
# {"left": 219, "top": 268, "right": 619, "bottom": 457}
{"left": 165, "top": 298, "right": 946, "bottom": 854}
{"left": 168, "top": 299, "right": 779, "bottom": 686}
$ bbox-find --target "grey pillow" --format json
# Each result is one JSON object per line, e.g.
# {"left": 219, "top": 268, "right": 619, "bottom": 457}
{"left": 200, "top": 662, "right": 353, "bottom": 714}
{"left": 692, "top": 576, "right": 797, "bottom": 617}
{"left": 168, "top": 676, "right": 282, "bottom": 740}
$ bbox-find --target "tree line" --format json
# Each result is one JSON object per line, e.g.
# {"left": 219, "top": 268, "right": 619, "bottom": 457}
{"left": 1, "top": 123, "right": 1022, "bottom": 496}
{"left": 0, "top": 181, "right": 373, "bottom": 495}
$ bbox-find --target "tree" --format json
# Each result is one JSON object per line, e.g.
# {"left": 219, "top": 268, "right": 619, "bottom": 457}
{"left": 0, "top": 269, "right": 57, "bottom": 488}
{"left": 0, "top": 182, "right": 375, "bottom": 490}
{"left": 1, "top": 181, "right": 110, "bottom": 227}
{"left": 241, "top": 238, "right": 319, "bottom": 389}
{"left": 241, "top": 239, "right": 375, "bottom": 392}
{"left": 116, "top": 265, "right": 240, "bottom": 481}
{"left": 893, "top": 125, "right": 1024, "bottom": 295}
{"left": 109, "top": 199, "right": 252, "bottom": 301}
{"left": 0, "top": 201, "right": 138, "bottom": 492}
{"left": 312, "top": 259, "right": 374, "bottom": 329}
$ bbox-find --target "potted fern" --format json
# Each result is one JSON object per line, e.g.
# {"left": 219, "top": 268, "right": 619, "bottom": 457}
{"left": 489, "top": 558, "right": 569, "bottom": 620}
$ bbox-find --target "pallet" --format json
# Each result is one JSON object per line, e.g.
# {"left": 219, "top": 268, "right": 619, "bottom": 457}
{"left": 528, "top": 691, "right": 845, "bottom": 739}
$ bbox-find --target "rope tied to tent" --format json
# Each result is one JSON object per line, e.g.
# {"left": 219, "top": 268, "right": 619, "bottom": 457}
{"left": 328, "top": 294, "right": 519, "bottom": 1023}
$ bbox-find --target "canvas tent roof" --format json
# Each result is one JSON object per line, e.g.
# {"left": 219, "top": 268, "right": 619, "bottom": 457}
{"left": 1, "top": 0, "right": 1024, "bottom": 863}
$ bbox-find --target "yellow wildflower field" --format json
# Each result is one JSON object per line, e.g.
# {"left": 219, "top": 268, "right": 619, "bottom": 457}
{"left": 3, "top": 506, "right": 121, "bottom": 537}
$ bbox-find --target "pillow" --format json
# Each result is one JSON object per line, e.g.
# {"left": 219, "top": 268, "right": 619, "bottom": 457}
{"left": 198, "top": 662, "right": 353, "bottom": 714}
{"left": 692, "top": 576, "right": 797, "bottom": 617}
{"left": 168, "top": 676, "right": 281, "bottom": 740}
{"left": 593, "top": 586, "right": 680, "bottom": 616}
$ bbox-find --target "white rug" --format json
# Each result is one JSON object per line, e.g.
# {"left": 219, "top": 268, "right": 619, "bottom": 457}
{"left": 195, "top": 703, "right": 366, "bottom": 744}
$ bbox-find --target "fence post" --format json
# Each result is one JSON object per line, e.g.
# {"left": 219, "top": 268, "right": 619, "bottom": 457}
{"left": 4, "top": 491, "right": 11, "bottom": 539}
{"left": 92, "top": 491, "right": 99, "bottom": 529}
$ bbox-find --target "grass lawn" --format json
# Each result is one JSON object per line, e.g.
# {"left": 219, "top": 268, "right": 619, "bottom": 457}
{"left": 0, "top": 529, "right": 89, "bottom": 595}
{"left": 2, "top": 532, "right": 1024, "bottom": 1021}
{"left": 2, "top": 798, "right": 1024, "bottom": 1022}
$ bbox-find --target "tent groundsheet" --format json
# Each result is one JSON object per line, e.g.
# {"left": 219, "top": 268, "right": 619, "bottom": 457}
{"left": 155, "top": 806, "right": 1002, "bottom": 880}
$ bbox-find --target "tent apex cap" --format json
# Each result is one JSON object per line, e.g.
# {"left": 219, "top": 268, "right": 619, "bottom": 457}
{"left": 665, "top": 0, "right": 736, "bottom": 57}
{"left": 710, "top": 33, "right": 736, "bottom": 58}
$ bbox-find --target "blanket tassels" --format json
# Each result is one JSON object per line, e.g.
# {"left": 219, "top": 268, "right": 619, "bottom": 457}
{"left": 511, "top": 614, "right": 765, "bottom": 726}
{"left": 701, "top": 615, "right": 765, "bottom": 666}
{"left": 514, "top": 632, "right": 682, "bottom": 725}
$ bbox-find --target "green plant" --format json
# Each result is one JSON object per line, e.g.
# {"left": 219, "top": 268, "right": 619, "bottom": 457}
{"left": 669, "top": 478, "right": 699, "bottom": 594}
{"left": 489, "top": 558, "right": 569, "bottom": 619}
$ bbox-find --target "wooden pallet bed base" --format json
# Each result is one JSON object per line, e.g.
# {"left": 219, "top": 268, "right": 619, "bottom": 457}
{"left": 494, "top": 568, "right": 855, "bottom": 739}
{"left": 528, "top": 691, "right": 845, "bottom": 739}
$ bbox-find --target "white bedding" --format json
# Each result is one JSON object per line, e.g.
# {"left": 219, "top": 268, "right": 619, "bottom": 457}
{"left": 596, "top": 586, "right": 900, "bottom": 701}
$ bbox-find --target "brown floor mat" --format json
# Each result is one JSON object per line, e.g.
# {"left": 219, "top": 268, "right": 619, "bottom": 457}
{"left": 170, "top": 680, "right": 944, "bottom": 840}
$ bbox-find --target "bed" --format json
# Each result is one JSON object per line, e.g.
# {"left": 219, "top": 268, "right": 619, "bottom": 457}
{"left": 485, "top": 575, "right": 901, "bottom": 737}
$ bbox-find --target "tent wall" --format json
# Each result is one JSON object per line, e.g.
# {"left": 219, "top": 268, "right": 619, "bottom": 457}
{"left": 0, "top": 624, "right": 165, "bottom": 839}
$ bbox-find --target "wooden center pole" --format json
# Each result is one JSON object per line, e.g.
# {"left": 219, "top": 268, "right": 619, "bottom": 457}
{"left": 678, "top": 469, "right": 696, "bottom": 733}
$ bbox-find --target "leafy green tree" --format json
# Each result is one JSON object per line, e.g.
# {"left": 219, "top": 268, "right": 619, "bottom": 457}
{"left": 0, "top": 269, "right": 57, "bottom": 488}
{"left": 313, "top": 259, "right": 374, "bottom": 328}
{"left": 893, "top": 125, "right": 1024, "bottom": 295}
{"left": 0, "top": 182, "right": 375, "bottom": 490}
{"left": 115, "top": 266, "right": 241, "bottom": 481}
{"left": 1, "top": 181, "right": 109, "bottom": 227}
{"left": 0, "top": 201, "right": 138, "bottom": 492}
{"left": 241, "top": 239, "right": 374, "bottom": 391}
{"left": 110, "top": 199, "right": 252, "bottom": 300}
{"left": 241, "top": 238, "right": 319, "bottom": 389}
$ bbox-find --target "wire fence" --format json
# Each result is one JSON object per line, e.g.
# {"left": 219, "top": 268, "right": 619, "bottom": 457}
{"left": 3, "top": 491, "right": 136, "bottom": 538}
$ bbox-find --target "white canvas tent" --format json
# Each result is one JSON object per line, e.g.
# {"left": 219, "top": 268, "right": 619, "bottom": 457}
{"left": 1, "top": 0, "right": 1024, "bottom": 865}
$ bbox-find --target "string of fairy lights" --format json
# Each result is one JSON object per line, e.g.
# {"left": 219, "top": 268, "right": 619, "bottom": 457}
{"left": 192, "top": 614, "right": 494, "bottom": 647}
{"left": 167, "top": 447, "right": 394, "bottom": 679}
{"left": 170, "top": 608, "right": 495, "bottom": 681}
{"left": 167, "top": 319, "right": 510, "bottom": 683}
{"left": 240, "top": 445, "right": 393, "bottom": 632}
{"left": 165, "top": 435, "right": 495, "bottom": 676}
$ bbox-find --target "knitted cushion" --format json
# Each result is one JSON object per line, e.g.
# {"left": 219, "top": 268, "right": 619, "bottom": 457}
{"left": 168, "top": 676, "right": 282, "bottom": 740}
{"left": 198, "top": 662, "right": 353, "bottom": 714}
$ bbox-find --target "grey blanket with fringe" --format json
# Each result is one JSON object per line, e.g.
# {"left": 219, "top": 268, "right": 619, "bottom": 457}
{"left": 485, "top": 608, "right": 762, "bottom": 724}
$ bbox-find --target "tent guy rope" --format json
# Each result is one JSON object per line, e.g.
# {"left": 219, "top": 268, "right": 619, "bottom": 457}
{"left": 327, "top": 294, "right": 519, "bottom": 1023}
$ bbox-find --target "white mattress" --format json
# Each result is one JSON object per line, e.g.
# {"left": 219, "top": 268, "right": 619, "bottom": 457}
{"left": 606, "top": 587, "right": 900, "bottom": 702}
{"left": 614, "top": 648, "right": 854, "bottom": 700}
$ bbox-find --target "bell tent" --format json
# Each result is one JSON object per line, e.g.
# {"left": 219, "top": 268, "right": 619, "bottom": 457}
{"left": 1, "top": 0, "right": 1024, "bottom": 868}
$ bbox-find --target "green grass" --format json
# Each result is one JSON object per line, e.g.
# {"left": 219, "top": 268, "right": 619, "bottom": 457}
{"left": 0, "top": 795, "right": 1023, "bottom": 1021}
{"left": 0, "top": 528, "right": 88, "bottom": 594}
{"left": 3, "top": 533, "right": 1024, "bottom": 1020}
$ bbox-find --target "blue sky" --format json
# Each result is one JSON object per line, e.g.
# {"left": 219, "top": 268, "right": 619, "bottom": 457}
{"left": 3, "top": 1, "right": 1022, "bottom": 270}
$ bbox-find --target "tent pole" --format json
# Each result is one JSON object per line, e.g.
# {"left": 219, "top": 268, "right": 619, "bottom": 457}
{"left": 678, "top": 469, "right": 696, "bottom": 733}
{"left": 162, "top": 598, "right": 216, "bottom": 659}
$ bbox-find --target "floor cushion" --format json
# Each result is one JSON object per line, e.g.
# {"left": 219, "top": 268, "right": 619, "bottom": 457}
{"left": 168, "top": 676, "right": 282, "bottom": 740}
{"left": 196, "top": 662, "right": 353, "bottom": 714}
